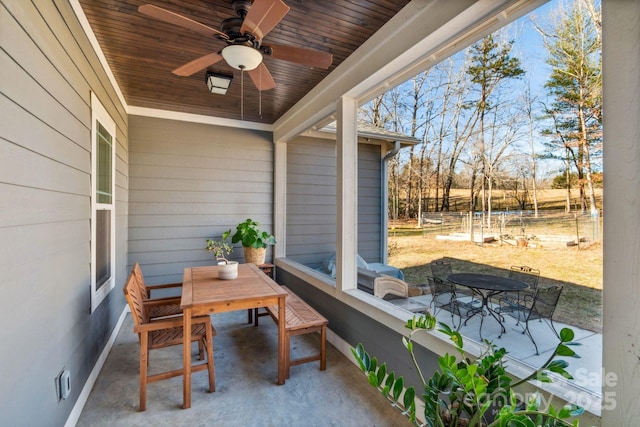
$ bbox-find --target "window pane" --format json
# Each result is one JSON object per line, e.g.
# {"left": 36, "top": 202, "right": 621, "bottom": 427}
{"left": 96, "top": 209, "right": 111, "bottom": 290}
{"left": 96, "top": 121, "right": 112, "bottom": 204}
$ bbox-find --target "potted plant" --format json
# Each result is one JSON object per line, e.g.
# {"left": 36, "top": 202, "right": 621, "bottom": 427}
{"left": 352, "top": 314, "right": 585, "bottom": 426}
{"left": 229, "top": 218, "right": 276, "bottom": 265}
{"left": 205, "top": 232, "right": 238, "bottom": 279}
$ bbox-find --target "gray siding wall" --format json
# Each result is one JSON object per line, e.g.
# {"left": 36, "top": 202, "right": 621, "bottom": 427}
{"left": 128, "top": 115, "right": 274, "bottom": 284}
{"left": 286, "top": 136, "right": 383, "bottom": 268}
{"left": 0, "top": 1, "right": 128, "bottom": 425}
{"left": 358, "top": 143, "right": 384, "bottom": 262}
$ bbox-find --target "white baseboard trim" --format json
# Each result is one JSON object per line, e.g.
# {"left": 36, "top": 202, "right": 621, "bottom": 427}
{"left": 64, "top": 305, "right": 129, "bottom": 427}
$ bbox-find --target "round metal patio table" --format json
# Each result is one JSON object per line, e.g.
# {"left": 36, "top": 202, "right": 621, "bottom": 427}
{"left": 447, "top": 273, "right": 529, "bottom": 340}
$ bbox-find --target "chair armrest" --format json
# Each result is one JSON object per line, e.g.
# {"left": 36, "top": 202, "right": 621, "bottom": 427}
{"left": 522, "top": 293, "right": 535, "bottom": 305}
{"left": 135, "top": 316, "right": 184, "bottom": 333}
{"left": 374, "top": 276, "right": 408, "bottom": 299}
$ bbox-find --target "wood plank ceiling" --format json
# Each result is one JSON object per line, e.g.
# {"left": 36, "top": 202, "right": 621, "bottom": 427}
{"left": 78, "top": 0, "right": 413, "bottom": 124}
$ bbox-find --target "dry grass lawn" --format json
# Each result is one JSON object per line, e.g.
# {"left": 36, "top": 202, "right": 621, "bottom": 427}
{"left": 388, "top": 230, "right": 602, "bottom": 333}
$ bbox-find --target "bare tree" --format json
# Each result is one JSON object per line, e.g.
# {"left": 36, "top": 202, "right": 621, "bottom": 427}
{"left": 522, "top": 84, "right": 539, "bottom": 217}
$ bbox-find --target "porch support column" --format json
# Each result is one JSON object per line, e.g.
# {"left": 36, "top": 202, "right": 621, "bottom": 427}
{"left": 273, "top": 140, "right": 287, "bottom": 261}
{"left": 336, "top": 96, "right": 358, "bottom": 292}
{"left": 602, "top": 0, "right": 640, "bottom": 424}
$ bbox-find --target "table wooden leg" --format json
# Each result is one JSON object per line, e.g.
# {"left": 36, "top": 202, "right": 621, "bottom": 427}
{"left": 277, "top": 295, "right": 286, "bottom": 385}
{"left": 183, "top": 308, "right": 192, "bottom": 409}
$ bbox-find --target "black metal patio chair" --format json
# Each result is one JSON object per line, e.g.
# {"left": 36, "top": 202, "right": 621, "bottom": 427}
{"left": 495, "top": 265, "right": 540, "bottom": 322}
{"left": 505, "top": 285, "right": 563, "bottom": 355}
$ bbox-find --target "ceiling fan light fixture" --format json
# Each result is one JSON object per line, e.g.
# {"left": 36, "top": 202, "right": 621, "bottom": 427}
{"left": 221, "top": 45, "right": 263, "bottom": 71}
{"left": 206, "top": 71, "right": 233, "bottom": 94}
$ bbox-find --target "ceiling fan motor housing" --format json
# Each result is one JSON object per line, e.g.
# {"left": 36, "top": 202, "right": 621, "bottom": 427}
{"left": 221, "top": 17, "right": 246, "bottom": 41}
{"left": 232, "top": 0, "right": 252, "bottom": 19}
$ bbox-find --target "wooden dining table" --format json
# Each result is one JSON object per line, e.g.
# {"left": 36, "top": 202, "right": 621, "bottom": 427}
{"left": 180, "top": 263, "right": 288, "bottom": 409}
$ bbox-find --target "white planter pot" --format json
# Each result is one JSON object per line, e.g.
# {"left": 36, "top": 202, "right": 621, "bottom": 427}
{"left": 217, "top": 261, "right": 239, "bottom": 280}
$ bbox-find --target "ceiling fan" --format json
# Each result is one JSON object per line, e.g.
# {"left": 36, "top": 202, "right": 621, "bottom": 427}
{"left": 138, "top": 0, "right": 333, "bottom": 91}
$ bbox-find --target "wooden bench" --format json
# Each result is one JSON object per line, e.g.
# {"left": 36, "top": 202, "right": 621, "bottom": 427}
{"left": 254, "top": 286, "right": 328, "bottom": 378}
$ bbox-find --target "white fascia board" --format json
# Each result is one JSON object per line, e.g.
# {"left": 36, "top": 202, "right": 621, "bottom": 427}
{"left": 273, "top": 0, "right": 547, "bottom": 144}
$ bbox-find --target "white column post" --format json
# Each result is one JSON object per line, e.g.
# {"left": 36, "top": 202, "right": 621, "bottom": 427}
{"left": 273, "top": 140, "right": 287, "bottom": 260}
{"left": 602, "top": 0, "right": 640, "bottom": 423}
{"left": 336, "top": 96, "right": 358, "bottom": 292}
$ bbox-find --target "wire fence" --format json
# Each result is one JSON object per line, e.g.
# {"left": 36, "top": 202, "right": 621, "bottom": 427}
{"left": 420, "top": 210, "right": 602, "bottom": 248}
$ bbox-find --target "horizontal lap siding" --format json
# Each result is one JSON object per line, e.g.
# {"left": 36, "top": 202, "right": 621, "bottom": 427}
{"left": 286, "top": 136, "right": 383, "bottom": 267}
{"left": 128, "top": 115, "right": 274, "bottom": 284}
{"left": 358, "top": 144, "right": 383, "bottom": 262}
{"left": 0, "top": 1, "right": 128, "bottom": 425}
{"left": 287, "top": 137, "right": 337, "bottom": 267}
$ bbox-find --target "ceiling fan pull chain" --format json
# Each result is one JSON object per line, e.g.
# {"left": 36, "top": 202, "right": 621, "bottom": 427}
{"left": 259, "top": 68, "right": 262, "bottom": 118}
{"left": 240, "top": 67, "right": 245, "bottom": 120}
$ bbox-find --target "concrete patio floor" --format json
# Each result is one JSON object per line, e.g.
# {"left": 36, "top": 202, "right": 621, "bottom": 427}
{"left": 76, "top": 309, "right": 410, "bottom": 427}
{"left": 76, "top": 294, "right": 603, "bottom": 426}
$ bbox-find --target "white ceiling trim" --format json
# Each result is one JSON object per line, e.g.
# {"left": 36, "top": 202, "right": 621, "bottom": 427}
{"left": 128, "top": 106, "right": 273, "bottom": 131}
{"left": 69, "top": 0, "right": 127, "bottom": 111}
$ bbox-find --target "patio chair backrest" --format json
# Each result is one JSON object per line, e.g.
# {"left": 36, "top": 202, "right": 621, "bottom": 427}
{"left": 123, "top": 270, "right": 150, "bottom": 327}
{"left": 528, "top": 285, "right": 562, "bottom": 322}
{"left": 427, "top": 276, "right": 455, "bottom": 304}
{"left": 509, "top": 265, "right": 540, "bottom": 292}
{"left": 132, "top": 262, "right": 148, "bottom": 299}
{"left": 430, "top": 260, "right": 452, "bottom": 281}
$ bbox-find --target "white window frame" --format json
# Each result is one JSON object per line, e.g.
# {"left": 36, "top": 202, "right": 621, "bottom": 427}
{"left": 90, "top": 92, "right": 116, "bottom": 312}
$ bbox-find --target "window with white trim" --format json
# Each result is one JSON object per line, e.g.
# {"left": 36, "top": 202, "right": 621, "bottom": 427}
{"left": 90, "top": 93, "right": 116, "bottom": 312}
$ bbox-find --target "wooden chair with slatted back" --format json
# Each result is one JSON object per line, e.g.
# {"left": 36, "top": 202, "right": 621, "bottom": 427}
{"left": 132, "top": 262, "right": 183, "bottom": 319}
{"left": 123, "top": 271, "right": 216, "bottom": 411}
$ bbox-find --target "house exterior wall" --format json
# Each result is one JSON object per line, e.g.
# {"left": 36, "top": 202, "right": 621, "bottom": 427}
{"left": 0, "top": 1, "right": 128, "bottom": 425}
{"left": 286, "top": 136, "right": 383, "bottom": 268}
{"left": 127, "top": 115, "right": 274, "bottom": 284}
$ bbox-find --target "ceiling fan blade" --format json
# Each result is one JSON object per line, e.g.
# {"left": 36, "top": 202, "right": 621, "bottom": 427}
{"left": 172, "top": 52, "right": 224, "bottom": 77}
{"left": 247, "top": 63, "right": 276, "bottom": 91}
{"left": 138, "top": 4, "right": 228, "bottom": 39}
{"left": 264, "top": 44, "right": 333, "bottom": 69}
{"left": 240, "top": 0, "right": 290, "bottom": 41}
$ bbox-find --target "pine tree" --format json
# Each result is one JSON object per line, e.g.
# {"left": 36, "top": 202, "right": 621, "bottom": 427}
{"left": 466, "top": 33, "right": 525, "bottom": 226}
{"left": 539, "top": 0, "right": 602, "bottom": 214}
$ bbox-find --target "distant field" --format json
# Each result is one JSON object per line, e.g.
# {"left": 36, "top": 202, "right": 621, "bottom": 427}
{"left": 398, "top": 188, "right": 604, "bottom": 214}
{"left": 387, "top": 193, "right": 603, "bottom": 333}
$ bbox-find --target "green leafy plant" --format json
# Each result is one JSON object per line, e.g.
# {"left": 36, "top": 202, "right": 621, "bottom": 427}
{"left": 352, "top": 313, "right": 585, "bottom": 427}
{"left": 205, "top": 231, "right": 233, "bottom": 263}
{"left": 229, "top": 218, "right": 276, "bottom": 249}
